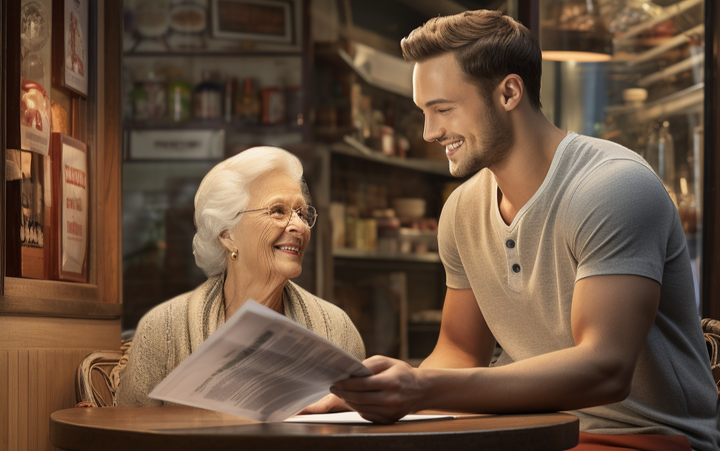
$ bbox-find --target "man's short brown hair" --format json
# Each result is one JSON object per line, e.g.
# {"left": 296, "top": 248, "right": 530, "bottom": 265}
{"left": 401, "top": 10, "right": 542, "bottom": 109}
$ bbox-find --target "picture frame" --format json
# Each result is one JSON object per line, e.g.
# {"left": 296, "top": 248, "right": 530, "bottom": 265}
{"left": 53, "top": 0, "right": 89, "bottom": 97}
{"left": 210, "top": 0, "right": 294, "bottom": 44}
{"left": 7, "top": 0, "right": 54, "bottom": 155}
{"left": 6, "top": 150, "right": 50, "bottom": 280}
{"left": 50, "top": 132, "right": 89, "bottom": 282}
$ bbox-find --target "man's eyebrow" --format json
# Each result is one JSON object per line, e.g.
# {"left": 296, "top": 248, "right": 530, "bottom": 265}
{"left": 423, "top": 98, "right": 454, "bottom": 108}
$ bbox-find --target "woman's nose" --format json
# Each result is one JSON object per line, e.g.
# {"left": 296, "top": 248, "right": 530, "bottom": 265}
{"left": 286, "top": 211, "right": 308, "bottom": 234}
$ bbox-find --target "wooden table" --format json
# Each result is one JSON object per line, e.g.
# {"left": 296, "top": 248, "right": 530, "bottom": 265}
{"left": 50, "top": 407, "right": 579, "bottom": 451}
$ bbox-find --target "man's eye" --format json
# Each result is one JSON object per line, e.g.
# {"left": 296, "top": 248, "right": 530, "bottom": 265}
{"left": 439, "top": 108, "right": 451, "bottom": 113}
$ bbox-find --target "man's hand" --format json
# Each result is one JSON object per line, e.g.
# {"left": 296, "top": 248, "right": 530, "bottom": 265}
{"left": 297, "top": 393, "right": 351, "bottom": 415}
{"left": 330, "top": 355, "right": 430, "bottom": 424}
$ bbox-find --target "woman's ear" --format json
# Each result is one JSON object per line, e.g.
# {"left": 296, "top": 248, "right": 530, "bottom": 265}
{"left": 218, "top": 229, "right": 234, "bottom": 252}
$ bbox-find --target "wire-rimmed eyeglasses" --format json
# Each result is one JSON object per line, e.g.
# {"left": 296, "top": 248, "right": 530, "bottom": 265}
{"left": 235, "top": 203, "right": 318, "bottom": 229}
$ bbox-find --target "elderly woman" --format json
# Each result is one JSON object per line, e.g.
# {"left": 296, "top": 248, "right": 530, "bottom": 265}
{"left": 117, "top": 146, "right": 365, "bottom": 407}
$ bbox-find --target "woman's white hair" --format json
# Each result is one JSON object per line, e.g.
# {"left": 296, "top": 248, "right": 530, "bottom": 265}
{"left": 193, "top": 146, "right": 307, "bottom": 277}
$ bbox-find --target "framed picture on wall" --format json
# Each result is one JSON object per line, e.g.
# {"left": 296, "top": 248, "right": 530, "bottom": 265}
{"left": 6, "top": 0, "right": 54, "bottom": 155}
{"left": 211, "top": 0, "right": 294, "bottom": 44}
{"left": 50, "top": 133, "right": 89, "bottom": 282}
{"left": 53, "top": 0, "right": 89, "bottom": 97}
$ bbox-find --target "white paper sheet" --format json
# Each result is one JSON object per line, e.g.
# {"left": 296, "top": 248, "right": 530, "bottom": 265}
{"left": 149, "top": 300, "right": 372, "bottom": 422}
{"left": 284, "top": 412, "right": 456, "bottom": 424}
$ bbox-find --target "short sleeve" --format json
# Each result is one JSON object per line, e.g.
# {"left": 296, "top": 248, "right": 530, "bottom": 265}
{"left": 438, "top": 188, "right": 472, "bottom": 289}
{"left": 565, "top": 159, "right": 676, "bottom": 284}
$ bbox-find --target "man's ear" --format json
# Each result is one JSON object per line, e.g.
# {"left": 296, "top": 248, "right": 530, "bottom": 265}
{"left": 498, "top": 74, "right": 524, "bottom": 112}
{"left": 218, "top": 229, "right": 234, "bottom": 251}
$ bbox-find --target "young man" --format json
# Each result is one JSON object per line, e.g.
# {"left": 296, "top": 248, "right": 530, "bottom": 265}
{"left": 306, "top": 9, "right": 719, "bottom": 450}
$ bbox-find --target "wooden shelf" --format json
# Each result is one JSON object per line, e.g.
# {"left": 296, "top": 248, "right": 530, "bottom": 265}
{"left": 605, "top": 82, "right": 704, "bottom": 122}
{"left": 331, "top": 136, "right": 451, "bottom": 176}
{"left": 125, "top": 119, "right": 301, "bottom": 134}
{"left": 333, "top": 248, "right": 441, "bottom": 263}
{"left": 125, "top": 50, "right": 303, "bottom": 58}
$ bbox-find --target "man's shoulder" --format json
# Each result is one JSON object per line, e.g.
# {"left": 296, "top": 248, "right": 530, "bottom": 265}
{"left": 565, "top": 134, "right": 648, "bottom": 171}
{"left": 561, "top": 135, "right": 659, "bottom": 197}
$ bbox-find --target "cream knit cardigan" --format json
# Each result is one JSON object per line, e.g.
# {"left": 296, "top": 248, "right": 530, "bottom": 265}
{"left": 117, "top": 275, "right": 365, "bottom": 407}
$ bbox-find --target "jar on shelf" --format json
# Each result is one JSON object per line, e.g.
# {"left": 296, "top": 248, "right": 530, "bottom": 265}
{"left": 193, "top": 70, "right": 222, "bottom": 120}
{"left": 168, "top": 79, "right": 192, "bottom": 122}
{"left": 236, "top": 77, "right": 260, "bottom": 125}
{"left": 133, "top": 71, "right": 166, "bottom": 121}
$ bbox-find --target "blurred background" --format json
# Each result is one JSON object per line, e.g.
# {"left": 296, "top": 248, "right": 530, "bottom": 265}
{"left": 120, "top": 0, "right": 710, "bottom": 365}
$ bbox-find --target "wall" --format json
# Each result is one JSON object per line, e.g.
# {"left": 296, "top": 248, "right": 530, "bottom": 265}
{"left": 0, "top": 317, "right": 120, "bottom": 451}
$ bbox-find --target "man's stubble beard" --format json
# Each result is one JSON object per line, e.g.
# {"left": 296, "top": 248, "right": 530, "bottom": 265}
{"left": 449, "top": 102, "right": 515, "bottom": 178}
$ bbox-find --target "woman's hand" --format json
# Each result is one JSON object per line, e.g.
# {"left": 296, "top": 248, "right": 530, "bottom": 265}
{"left": 297, "top": 394, "right": 352, "bottom": 415}
{"left": 330, "top": 355, "right": 429, "bottom": 424}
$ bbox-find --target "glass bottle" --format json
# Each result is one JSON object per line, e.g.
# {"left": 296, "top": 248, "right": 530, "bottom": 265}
{"left": 657, "top": 120, "right": 675, "bottom": 195}
{"left": 224, "top": 76, "right": 236, "bottom": 123}
{"left": 168, "top": 79, "right": 192, "bottom": 122}
{"left": 643, "top": 121, "right": 660, "bottom": 173}
{"left": 235, "top": 78, "right": 260, "bottom": 125}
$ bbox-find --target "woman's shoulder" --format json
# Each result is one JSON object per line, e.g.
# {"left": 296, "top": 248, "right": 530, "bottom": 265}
{"left": 286, "top": 281, "right": 348, "bottom": 320}
{"left": 138, "top": 289, "right": 194, "bottom": 330}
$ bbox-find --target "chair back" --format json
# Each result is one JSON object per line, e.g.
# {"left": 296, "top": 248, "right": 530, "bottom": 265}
{"left": 701, "top": 318, "right": 720, "bottom": 396}
{"left": 75, "top": 340, "right": 132, "bottom": 407}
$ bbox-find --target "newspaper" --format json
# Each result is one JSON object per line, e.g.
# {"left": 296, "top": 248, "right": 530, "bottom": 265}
{"left": 284, "top": 412, "right": 456, "bottom": 424}
{"left": 149, "top": 300, "right": 372, "bottom": 422}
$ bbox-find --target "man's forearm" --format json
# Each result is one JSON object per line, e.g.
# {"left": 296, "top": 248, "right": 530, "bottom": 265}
{"left": 417, "top": 344, "right": 631, "bottom": 414}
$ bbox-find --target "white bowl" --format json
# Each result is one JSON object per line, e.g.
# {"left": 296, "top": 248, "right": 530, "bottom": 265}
{"left": 392, "top": 198, "right": 426, "bottom": 220}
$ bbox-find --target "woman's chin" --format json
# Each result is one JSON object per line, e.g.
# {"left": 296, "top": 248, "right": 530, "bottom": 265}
{"left": 275, "top": 263, "right": 303, "bottom": 280}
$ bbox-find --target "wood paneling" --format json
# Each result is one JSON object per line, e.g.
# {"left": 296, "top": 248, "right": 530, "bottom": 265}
{"left": 98, "top": 0, "right": 122, "bottom": 306}
{"left": 0, "top": 293, "right": 122, "bottom": 319}
{"left": 0, "top": 316, "right": 120, "bottom": 349}
{"left": 0, "top": 318, "right": 118, "bottom": 451}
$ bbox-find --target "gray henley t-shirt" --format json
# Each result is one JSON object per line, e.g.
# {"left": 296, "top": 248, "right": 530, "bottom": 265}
{"left": 438, "top": 132, "right": 719, "bottom": 450}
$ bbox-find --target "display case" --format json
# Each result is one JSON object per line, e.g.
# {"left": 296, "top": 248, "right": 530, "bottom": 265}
{"left": 310, "top": 40, "right": 461, "bottom": 364}
{"left": 537, "top": 0, "right": 720, "bottom": 317}
{"left": 120, "top": 0, "right": 315, "bottom": 330}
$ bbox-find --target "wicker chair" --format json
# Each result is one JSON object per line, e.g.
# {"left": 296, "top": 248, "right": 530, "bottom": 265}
{"left": 701, "top": 318, "right": 720, "bottom": 396}
{"left": 75, "top": 339, "right": 132, "bottom": 407}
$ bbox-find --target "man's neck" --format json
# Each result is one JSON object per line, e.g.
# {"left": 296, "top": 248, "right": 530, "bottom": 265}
{"left": 491, "top": 113, "right": 567, "bottom": 225}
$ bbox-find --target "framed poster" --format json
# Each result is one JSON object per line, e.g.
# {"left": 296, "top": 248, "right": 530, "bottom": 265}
{"left": 15, "top": 0, "right": 53, "bottom": 155}
{"left": 6, "top": 150, "right": 49, "bottom": 279}
{"left": 211, "top": 0, "right": 293, "bottom": 44}
{"left": 53, "top": 0, "right": 88, "bottom": 97}
{"left": 50, "top": 133, "right": 89, "bottom": 282}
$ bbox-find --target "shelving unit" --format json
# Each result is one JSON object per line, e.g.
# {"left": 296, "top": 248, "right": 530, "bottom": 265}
{"left": 120, "top": 0, "right": 316, "bottom": 330}
{"left": 333, "top": 247, "right": 441, "bottom": 264}
{"left": 599, "top": 0, "right": 706, "bottom": 312}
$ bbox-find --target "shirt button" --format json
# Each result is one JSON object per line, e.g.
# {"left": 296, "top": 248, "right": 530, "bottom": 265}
{"left": 512, "top": 264, "right": 521, "bottom": 273}
{"left": 506, "top": 239, "right": 515, "bottom": 249}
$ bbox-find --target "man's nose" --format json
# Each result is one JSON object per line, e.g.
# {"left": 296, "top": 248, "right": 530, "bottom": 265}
{"left": 423, "top": 117, "right": 444, "bottom": 143}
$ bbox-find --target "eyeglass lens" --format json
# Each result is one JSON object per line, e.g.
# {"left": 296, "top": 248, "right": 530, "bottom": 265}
{"left": 269, "top": 204, "right": 317, "bottom": 228}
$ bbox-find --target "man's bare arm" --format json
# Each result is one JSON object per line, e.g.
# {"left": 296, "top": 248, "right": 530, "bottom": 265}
{"left": 331, "top": 274, "right": 660, "bottom": 423}
{"left": 420, "top": 287, "right": 496, "bottom": 369}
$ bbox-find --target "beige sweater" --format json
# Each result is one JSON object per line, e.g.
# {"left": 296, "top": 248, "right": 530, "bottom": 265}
{"left": 117, "top": 275, "right": 365, "bottom": 407}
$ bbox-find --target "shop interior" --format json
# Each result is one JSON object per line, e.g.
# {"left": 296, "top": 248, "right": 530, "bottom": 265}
{"left": 2, "top": 1, "right": 719, "bottom": 448}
